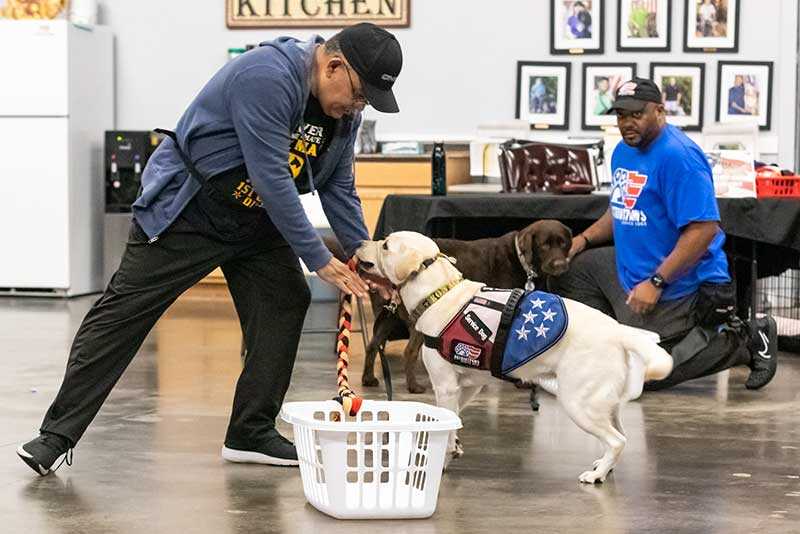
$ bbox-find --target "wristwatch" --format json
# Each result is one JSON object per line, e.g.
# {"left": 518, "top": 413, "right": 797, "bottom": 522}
{"left": 649, "top": 273, "right": 666, "bottom": 289}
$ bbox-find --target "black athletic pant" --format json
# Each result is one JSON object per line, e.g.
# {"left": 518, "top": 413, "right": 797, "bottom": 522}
{"left": 553, "top": 247, "right": 751, "bottom": 390}
{"left": 40, "top": 218, "right": 311, "bottom": 448}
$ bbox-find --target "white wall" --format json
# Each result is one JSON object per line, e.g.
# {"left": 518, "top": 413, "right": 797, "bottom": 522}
{"left": 103, "top": 0, "right": 798, "bottom": 167}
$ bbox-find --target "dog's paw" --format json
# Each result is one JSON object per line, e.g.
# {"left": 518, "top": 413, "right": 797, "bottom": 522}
{"left": 453, "top": 438, "right": 464, "bottom": 458}
{"left": 579, "top": 469, "right": 606, "bottom": 484}
{"left": 361, "top": 376, "right": 379, "bottom": 388}
{"left": 591, "top": 459, "right": 614, "bottom": 472}
{"left": 407, "top": 383, "right": 426, "bottom": 394}
{"left": 446, "top": 443, "right": 464, "bottom": 462}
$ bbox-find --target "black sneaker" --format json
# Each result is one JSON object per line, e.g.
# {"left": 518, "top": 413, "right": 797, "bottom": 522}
{"left": 222, "top": 430, "right": 298, "bottom": 467}
{"left": 17, "top": 432, "right": 73, "bottom": 476}
{"left": 745, "top": 316, "right": 779, "bottom": 390}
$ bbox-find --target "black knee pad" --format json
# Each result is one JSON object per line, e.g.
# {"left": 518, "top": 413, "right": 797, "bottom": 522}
{"left": 668, "top": 326, "right": 715, "bottom": 367}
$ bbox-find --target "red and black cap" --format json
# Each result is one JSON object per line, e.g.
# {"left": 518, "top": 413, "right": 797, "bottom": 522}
{"left": 339, "top": 23, "right": 403, "bottom": 113}
{"left": 606, "top": 77, "right": 663, "bottom": 114}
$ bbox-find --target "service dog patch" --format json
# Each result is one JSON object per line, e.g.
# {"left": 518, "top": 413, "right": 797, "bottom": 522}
{"left": 461, "top": 311, "right": 493, "bottom": 343}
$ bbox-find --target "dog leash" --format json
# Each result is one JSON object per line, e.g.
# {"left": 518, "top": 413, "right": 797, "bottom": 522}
{"left": 358, "top": 287, "right": 394, "bottom": 402}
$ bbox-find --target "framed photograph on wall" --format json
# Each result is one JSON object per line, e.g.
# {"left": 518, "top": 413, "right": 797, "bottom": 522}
{"left": 516, "top": 61, "right": 572, "bottom": 130}
{"left": 617, "top": 0, "right": 671, "bottom": 51}
{"left": 716, "top": 61, "right": 773, "bottom": 131}
{"left": 684, "top": 0, "right": 740, "bottom": 52}
{"left": 650, "top": 62, "right": 705, "bottom": 131}
{"left": 582, "top": 63, "right": 638, "bottom": 130}
{"left": 550, "top": 0, "right": 605, "bottom": 55}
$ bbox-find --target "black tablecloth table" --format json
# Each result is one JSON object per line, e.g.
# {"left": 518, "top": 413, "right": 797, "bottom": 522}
{"left": 373, "top": 193, "right": 800, "bottom": 319}
{"left": 374, "top": 193, "right": 800, "bottom": 251}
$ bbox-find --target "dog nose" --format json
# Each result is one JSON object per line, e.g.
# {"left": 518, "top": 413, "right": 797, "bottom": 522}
{"left": 548, "top": 259, "right": 569, "bottom": 275}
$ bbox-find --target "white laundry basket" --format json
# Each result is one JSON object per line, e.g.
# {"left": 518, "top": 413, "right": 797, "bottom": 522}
{"left": 281, "top": 400, "right": 462, "bottom": 520}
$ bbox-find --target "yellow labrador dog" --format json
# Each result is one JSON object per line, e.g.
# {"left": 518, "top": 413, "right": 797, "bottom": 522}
{"left": 356, "top": 231, "right": 673, "bottom": 484}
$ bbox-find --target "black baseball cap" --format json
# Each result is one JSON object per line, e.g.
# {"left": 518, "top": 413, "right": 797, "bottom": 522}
{"left": 606, "top": 77, "right": 663, "bottom": 114}
{"left": 339, "top": 23, "right": 403, "bottom": 113}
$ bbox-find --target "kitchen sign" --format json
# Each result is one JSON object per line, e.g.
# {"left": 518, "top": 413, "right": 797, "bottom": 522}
{"left": 226, "top": 0, "right": 409, "bottom": 28}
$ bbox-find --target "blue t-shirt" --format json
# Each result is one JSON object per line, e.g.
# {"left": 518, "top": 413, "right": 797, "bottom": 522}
{"left": 610, "top": 124, "right": 730, "bottom": 301}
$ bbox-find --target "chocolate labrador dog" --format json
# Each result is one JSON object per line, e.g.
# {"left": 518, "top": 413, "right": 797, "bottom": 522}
{"left": 362, "top": 220, "right": 573, "bottom": 393}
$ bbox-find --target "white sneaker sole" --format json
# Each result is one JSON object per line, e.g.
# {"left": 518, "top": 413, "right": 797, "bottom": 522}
{"left": 221, "top": 446, "right": 299, "bottom": 467}
{"left": 17, "top": 445, "right": 50, "bottom": 476}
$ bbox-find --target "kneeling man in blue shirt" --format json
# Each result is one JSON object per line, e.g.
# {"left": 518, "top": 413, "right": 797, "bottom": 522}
{"left": 556, "top": 78, "right": 778, "bottom": 392}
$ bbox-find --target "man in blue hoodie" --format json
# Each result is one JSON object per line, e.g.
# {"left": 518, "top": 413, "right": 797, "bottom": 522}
{"left": 18, "top": 23, "right": 403, "bottom": 476}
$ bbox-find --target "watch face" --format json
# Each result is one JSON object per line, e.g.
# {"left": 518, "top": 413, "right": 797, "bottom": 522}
{"left": 651, "top": 275, "right": 664, "bottom": 288}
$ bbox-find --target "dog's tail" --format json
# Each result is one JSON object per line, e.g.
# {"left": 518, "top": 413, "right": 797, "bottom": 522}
{"left": 619, "top": 326, "right": 674, "bottom": 401}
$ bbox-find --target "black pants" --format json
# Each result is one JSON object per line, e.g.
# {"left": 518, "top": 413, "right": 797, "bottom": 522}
{"left": 40, "top": 218, "right": 311, "bottom": 448}
{"left": 554, "top": 247, "right": 751, "bottom": 390}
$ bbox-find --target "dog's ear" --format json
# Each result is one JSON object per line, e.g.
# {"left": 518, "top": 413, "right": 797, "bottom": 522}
{"left": 393, "top": 244, "right": 426, "bottom": 284}
{"left": 561, "top": 223, "right": 574, "bottom": 253}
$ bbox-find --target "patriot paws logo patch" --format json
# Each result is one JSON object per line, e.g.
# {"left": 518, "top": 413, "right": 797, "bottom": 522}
{"left": 451, "top": 340, "right": 483, "bottom": 368}
{"left": 611, "top": 168, "right": 648, "bottom": 209}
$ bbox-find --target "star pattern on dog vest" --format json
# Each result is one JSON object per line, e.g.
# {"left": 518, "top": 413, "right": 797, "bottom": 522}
{"left": 516, "top": 325, "right": 530, "bottom": 340}
{"left": 534, "top": 323, "right": 550, "bottom": 338}
{"left": 531, "top": 298, "right": 546, "bottom": 309}
{"left": 522, "top": 310, "right": 538, "bottom": 324}
{"left": 542, "top": 308, "right": 557, "bottom": 322}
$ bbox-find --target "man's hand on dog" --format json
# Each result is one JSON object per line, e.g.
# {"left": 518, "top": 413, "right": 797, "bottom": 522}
{"left": 355, "top": 261, "right": 395, "bottom": 301}
{"left": 568, "top": 234, "right": 588, "bottom": 259}
{"left": 316, "top": 257, "right": 395, "bottom": 300}
{"left": 317, "top": 258, "right": 370, "bottom": 298}
{"left": 626, "top": 280, "right": 661, "bottom": 314}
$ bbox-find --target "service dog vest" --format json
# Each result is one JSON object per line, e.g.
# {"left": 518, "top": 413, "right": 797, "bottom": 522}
{"left": 424, "top": 288, "right": 568, "bottom": 380}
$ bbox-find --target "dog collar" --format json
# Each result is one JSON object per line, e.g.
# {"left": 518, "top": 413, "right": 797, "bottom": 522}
{"left": 396, "top": 253, "right": 457, "bottom": 287}
{"left": 408, "top": 276, "right": 464, "bottom": 324}
{"left": 514, "top": 233, "right": 538, "bottom": 290}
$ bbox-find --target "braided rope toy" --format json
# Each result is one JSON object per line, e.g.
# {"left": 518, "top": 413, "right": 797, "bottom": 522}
{"left": 332, "top": 260, "right": 363, "bottom": 420}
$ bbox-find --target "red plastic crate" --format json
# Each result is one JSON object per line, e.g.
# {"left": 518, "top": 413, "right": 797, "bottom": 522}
{"left": 756, "top": 176, "right": 800, "bottom": 198}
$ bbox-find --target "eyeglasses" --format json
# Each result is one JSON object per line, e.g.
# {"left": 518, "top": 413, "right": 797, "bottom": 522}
{"left": 342, "top": 62, "right": 370, "bottom": 107}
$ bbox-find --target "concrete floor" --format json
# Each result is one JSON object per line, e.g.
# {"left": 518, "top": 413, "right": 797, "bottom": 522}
{"left": 1, "top": 293, "right": 799, "bottom": 533}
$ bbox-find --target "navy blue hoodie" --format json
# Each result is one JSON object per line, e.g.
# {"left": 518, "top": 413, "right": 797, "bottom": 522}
{"left": 133, "top": 35, "right": 368, "bottom": 271}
